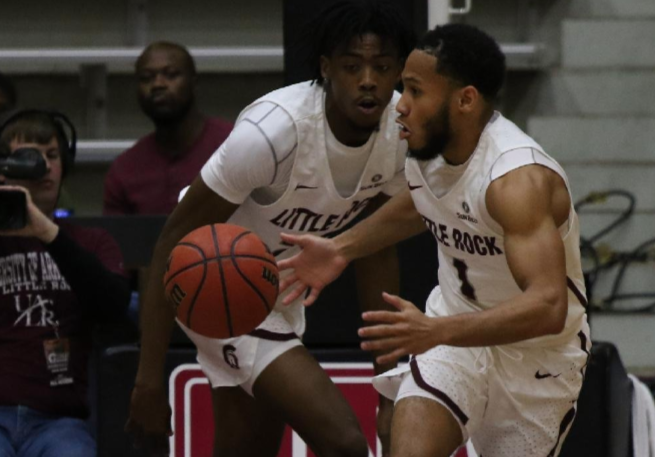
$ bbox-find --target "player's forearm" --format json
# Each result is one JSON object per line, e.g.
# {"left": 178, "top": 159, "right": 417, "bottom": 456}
{"left": 136, "top": 179, "right": 240, "bottom": 384}
{"left": 354, "top": 246, "right": 400, "bottom": 374}
{"left": 437, "top": 287, "right": 567, "bottom": 347}
{"left": 336, "top": 188, "right": 425, "bottom": 262}
{"left": 135, "top": 229, "right": 179, "bottom": 385}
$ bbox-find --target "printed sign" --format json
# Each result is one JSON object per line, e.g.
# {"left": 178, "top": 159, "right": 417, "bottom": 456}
{"left": 169, "top": 363, "right": 471, "bottom": 457}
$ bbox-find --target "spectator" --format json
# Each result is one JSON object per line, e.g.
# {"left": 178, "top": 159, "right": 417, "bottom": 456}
{"left": 103, "top": 42, "right": 232, "bottom": 215}
{"left": 0, "top": 110, "right": 131, "bottom": 457}
{"left": 0, "top": 73, "right": 17, "bottom": 114}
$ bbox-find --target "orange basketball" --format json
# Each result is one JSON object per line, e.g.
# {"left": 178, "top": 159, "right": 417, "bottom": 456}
{"left": 163, "top": 223, "right": 279, "bottom": 339}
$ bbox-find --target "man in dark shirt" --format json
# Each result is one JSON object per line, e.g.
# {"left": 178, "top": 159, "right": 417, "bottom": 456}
{"left": 0, "top": 111, "right": 131, "bottom": 456}
{"left": 103, "top": 41, "right": 232, "bottom": 215}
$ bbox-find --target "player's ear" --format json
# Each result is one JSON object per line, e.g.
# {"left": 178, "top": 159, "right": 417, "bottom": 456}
{"left": 458, "top": 85, "right": 479, "bottom": 113}
{"left": 320, "top": 55, "right": 331, "bottom": 81}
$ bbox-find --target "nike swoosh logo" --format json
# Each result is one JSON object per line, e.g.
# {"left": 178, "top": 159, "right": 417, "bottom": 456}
{"left": 408, "top": 183, "right": 423, "bottom": 191}
{"left": 535, "top": 371, "right": 561, "bottom": 380}
{"left": 295, "top": 184, "right": 318, "bottom": 190}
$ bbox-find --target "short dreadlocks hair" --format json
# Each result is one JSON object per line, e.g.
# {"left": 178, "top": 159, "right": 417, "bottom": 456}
{"left": 306, "top": 0, "right": 416, "bottom": 85}
{"left": 418, "top": 23, "right": 506, "bottom": 101}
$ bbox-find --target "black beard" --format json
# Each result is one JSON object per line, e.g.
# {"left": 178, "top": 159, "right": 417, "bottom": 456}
{"left": 141, "top": 95, "right": 194, "bottom": 126}
{"left": 406, "top": 104, "right": 451, "bottom": 162}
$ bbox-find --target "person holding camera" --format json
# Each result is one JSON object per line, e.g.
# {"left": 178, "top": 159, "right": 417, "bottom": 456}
{"left": 0, "top": 110, "right": 131, "bottom": 457}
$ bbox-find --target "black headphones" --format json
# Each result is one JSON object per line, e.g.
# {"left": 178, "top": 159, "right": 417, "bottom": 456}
{"left": 0, "top": 109, "right": 77, "bottom": 177}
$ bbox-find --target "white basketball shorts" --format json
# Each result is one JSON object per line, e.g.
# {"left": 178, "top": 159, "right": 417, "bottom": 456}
{"left": 373, "top": 327, "right": 591, "bottom": 457}
{"left": 178, "top": 309, "right": 302, "bottom": 397}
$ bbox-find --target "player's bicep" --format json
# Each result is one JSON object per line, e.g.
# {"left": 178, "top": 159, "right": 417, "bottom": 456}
{"left": 503, "top": 218, "right": 566, "bottom": 298}
{"left": 487, "top": 168, "right": 567, "bottom": 298}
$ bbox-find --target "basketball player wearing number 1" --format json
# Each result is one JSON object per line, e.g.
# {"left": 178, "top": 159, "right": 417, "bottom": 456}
{"left": 279, "top": 24, "right": 591, "bottom": 457}
{"left": 126, "top": 1, "right": 415, "bottom": 456}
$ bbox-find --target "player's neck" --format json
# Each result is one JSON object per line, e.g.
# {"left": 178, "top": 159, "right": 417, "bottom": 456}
{"left": 154, "top": 109, "right": 206, "bottom": 156}
{"left": 324, "top": 95, "right": 375, "bottom": 148}
{"left": 442, "top": 109, "right": 494, "bottom": 166}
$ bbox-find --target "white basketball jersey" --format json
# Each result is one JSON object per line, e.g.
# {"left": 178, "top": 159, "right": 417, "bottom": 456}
{"left": 228, "top": 82, "right": 403, "bottom": 335}
{"left": 406, "top": 112, "right": 588, "bottom": 347}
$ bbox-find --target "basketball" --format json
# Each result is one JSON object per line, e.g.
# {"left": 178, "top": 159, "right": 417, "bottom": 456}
{"left": 163, "top": 223, "right": 279, "bottom": 339}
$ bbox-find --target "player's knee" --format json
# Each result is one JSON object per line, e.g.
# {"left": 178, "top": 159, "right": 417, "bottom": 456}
{"left": 391, "top": 443, "right": 454, "bottom": 457}
{"left": 390, "top": 429, "right": 459, "bottom": 457}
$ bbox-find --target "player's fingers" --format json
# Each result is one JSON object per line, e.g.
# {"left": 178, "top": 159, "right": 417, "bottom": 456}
{"left": 361, "top": 310, "right": 401, "bottom": 324}
{"left": 282, "top": 282, "right": 308, "bottom": 306}
{"left": 376, "top": 348, "right": 406, "bottom": 365}
{"left": 276, "top": 257, "right": 295, "bottom": 271}
{"left": 358, "top": 323, "right": 397, "bottom": 339}
{"left": 279, "top": 232, "right": 304, "bottom": 247}
{"left": 302, "top": 287, "right": 322, "bottom": 306}
{"left": 360, "top": 336, "right": 403, "bottom": 353}
{"left": 382, "top": 292, "right": 412, "bottom": 310}
{"left": 278, "top": 272, "right": 297, "bottom": 294}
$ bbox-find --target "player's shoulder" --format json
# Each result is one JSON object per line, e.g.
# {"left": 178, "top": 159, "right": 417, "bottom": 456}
{"left": 248, "top": 81, "right": 320, "bottom": 119}
{"left": 486, "top": 164, "right": 558, "bottom": 227}
{"left": 265, "top": 80, "right": 317, "bottom": 99}
{"left": 484, "top": 113, "right": 543, "bottom": 156}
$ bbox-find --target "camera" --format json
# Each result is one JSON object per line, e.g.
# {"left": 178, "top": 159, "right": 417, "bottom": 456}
{"left": 0, "top": 147, "right": 47, "bottom": 230}
{"left": 0, "top": 109, "right": 77, "bottom": 230}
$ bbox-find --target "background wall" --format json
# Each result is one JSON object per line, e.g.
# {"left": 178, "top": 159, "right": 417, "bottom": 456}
{"left": 1, "top": 0, "right": 653, "bottom": 370}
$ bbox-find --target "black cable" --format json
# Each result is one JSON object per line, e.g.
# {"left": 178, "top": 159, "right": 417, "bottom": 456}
{"left": 574, "top": 190, "right": 636, "bottom": 244}
{"left": 603, "top": 236, "right": 655, "bottom": 312}
{"left": 574, "top": 190, "right": 640, "bottom": 307}
{"left": 579, "top": 236, "right": 600, "bottom": 300}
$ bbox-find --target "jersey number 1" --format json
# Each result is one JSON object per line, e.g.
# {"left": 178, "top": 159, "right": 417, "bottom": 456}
{"left": 453, "top": 258, "right": 477, "bottom": 301}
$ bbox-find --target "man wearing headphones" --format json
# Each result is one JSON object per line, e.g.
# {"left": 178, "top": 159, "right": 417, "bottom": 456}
{"left": 0, "top": 111, "right": 131, "bottom": 456}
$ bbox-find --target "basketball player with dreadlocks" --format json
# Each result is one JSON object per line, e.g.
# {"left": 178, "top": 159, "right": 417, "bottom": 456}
{"left": 125, "top": 1, "right": 415, "bottom": 456}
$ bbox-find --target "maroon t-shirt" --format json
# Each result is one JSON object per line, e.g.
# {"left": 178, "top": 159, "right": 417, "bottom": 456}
{"left": 0, "top": 221, "right": 126, "bottom": 418}
{"left": 103, "top": 117, "right": 233, "bottom": 215}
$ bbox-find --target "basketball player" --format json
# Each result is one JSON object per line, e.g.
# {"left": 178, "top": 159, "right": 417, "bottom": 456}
{"left": 278, "top": 24, "right": 591, "bottom": 457}
{"left": 125, "top": 1, "right": 415, "bottom": 456}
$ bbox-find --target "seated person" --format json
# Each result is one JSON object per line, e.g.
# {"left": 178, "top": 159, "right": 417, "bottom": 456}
{"left": 103, "top": 41, "right": 233, "bottom": 215}
{"left": 0, "top": 110, "right": 131, "bottom": 457}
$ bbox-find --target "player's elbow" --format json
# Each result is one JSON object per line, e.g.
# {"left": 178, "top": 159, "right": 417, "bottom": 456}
{"left": 540, "top": 288, "right": 568, "bottom": 335}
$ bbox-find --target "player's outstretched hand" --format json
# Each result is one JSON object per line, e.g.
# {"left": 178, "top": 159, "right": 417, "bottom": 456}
{"left": 277, "top": 232, "right": 349, "bottom": 306}
{"left": 359, "top": 292, "right": 439, "bottom": 365}
{"left": 125, "top": 384, "right": 173, "bottom": 456}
